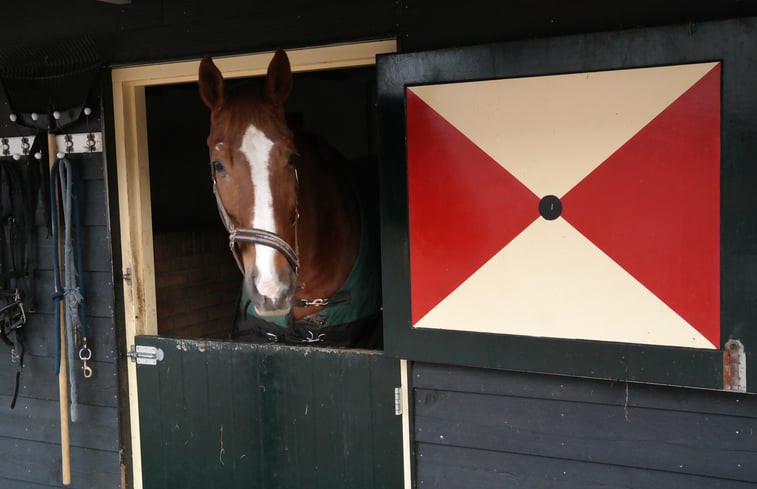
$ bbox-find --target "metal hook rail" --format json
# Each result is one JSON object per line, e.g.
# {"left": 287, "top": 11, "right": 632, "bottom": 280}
{"left": 0, "top": 132, "right": 103, "bottom": 160}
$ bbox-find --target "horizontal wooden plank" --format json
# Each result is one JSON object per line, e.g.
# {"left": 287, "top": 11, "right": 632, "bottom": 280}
{"left": 0, "top": 438, "right": 119, "bottom": 488}
{"left": 416, "top": 443, "right": 757, "bottom": 489}
{"left": 0, "top": 1, "right": 161, "bottom": 47}
{"left": 30, "top": 271, "right": 115, "bottom": 318}
{"left": 412, "top": 363, "right": 757, "bottom": 417}
{"left": 80, "top": 179, "right": 108, "bottom": 227}
{"left": 28, "top": 169, "right": 107, "bottom": 227}
{"left": 0, "top": 476, "right": 58, "bottom": 489}
{"left": 0, "top": 355, "right": 118, "bottom": 407}
{"left": 161, "top": 0, "right": 314, "bottom": 24}
{"left": 0, "top": 395, "right": 119, "bottom": 452}
{"left": 0, "top": 1, "right": 755, "bottom": 66}
{"left": 402, "top": 1, "right": 757, "bottom": 53}
{"left": 72, "top": 154, "right": 105, "bottom": 182}
{"left": 22, "top": 314, "right": 117, "bottom": 363}
{"left": 35, "top": 224, "right": 115, "bottom": 273}
{"left": 113, "top": 1, "right": 397, "bottom": 64}
{"left": 414, "top": 388, "right": 757, "bottom": 482}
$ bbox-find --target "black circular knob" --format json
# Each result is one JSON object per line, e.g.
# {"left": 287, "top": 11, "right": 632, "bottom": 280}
{"left": 539, "top": 195, "right": 562, "bottom": 220}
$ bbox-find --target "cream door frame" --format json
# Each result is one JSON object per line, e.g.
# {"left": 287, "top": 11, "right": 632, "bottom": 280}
{"left": 110, "top": 39, "right": 397, "bottom": 489}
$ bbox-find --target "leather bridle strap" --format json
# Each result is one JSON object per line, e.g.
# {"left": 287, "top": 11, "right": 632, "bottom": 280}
{"left": 212, "top": 179, "right": 300, "bottom": 274}
{"left": 230, "top": 228, "right": 299, "bottom": 272}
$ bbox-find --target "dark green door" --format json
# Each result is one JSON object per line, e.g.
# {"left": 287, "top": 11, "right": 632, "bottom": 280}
{"left": 135, "top": 336, "right": 403, "bottom": 488}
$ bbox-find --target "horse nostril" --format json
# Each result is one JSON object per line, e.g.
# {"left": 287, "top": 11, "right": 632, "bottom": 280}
{"left": 256, "top": 276, "right": 283, "bottom": 300}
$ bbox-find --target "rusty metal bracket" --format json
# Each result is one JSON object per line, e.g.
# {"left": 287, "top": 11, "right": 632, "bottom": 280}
{"left": 723, "top": 339, "right": 746, "bottom": 392}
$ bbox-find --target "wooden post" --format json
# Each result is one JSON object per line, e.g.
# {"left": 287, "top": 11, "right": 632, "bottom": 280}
{"left": 49, "top": 133, "right": 71, "bottom": 486}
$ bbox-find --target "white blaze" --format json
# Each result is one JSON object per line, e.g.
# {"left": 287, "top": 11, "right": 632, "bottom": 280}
{"left": 240, "top": 124, "right": 284, "bottom": 299}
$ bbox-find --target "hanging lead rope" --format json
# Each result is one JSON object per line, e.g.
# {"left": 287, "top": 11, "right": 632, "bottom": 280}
{"left": 50, "top": 156, "right": 90, "bottom": 423}
{"left": 70, "top": 159, "right": 91, "bottom": 380}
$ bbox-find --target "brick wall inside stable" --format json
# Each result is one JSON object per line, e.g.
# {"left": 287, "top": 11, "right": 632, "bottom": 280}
{"left": 153, "top": 230, "right": 239, "bottom": 339}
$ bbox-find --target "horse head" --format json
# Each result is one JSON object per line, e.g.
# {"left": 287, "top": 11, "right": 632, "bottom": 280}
{"left": 198, "top": 50, "right": 300, "bottom": 317}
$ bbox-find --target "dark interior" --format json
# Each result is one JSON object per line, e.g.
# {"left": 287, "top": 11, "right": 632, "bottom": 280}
{"left": 144, "top": 65, "right": 379, "bottom": 338}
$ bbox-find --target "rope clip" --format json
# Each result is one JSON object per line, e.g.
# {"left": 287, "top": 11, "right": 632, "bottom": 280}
{"left": 301, "top": 331, "right": 326, "bottom": 343}
{"left": 79, "top": 339, "right": 93, "bottom": 379}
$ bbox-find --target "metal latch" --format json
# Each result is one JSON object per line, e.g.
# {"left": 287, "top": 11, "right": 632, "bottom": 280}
{"left": 723, "top": 339, "right": 746, "bottom": 392}
{"left": 126, "top": 345, "right": 164, "bottom": 365}
{"left": 394, "top": 387, "right": 402, "bottom": 416}
{"left": 122, "top": 267, "right": 132, "bottom": 285}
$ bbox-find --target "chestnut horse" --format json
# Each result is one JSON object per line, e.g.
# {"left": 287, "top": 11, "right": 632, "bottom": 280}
{"left": 198, "top": 50, "right": 381, "bottom": 348}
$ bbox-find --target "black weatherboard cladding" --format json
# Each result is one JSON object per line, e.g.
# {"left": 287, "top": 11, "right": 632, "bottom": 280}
{"left": 0, "top": 91, "right": 121, "bottom": 487}
{"left": 0, "top": 1, "right": 755, "bottom": 64}
{"left": 412, "top": 363, "right": 757, "bottom": 488}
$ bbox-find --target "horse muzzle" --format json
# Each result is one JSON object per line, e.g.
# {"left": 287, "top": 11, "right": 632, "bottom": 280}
{"left": 245, "top": 267, "right": 297, "bottom": 317}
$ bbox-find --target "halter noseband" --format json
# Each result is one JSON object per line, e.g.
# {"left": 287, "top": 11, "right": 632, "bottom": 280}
{"left": 212, "top": 177, "right": 300, "bottom": 275}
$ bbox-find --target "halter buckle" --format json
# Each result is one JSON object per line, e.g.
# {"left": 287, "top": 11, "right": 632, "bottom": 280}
{"left": 0, "top": 291, "right": 26, "bottom": 332}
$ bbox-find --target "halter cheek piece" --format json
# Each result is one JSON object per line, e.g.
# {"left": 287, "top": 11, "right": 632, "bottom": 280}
{"left": 211, "top": 172, "right": 300, "bottom": 275}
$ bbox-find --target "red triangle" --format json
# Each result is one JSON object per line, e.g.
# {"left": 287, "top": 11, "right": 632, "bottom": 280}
{"left": 562, "top": 64, "right": 721, "bottom": 347}
{"left": 406, "top": 89, "right": 540, "bottom": 325}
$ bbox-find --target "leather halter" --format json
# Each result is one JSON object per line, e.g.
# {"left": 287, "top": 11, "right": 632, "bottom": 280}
{"left": 212, "top": 174, "right": 300, "bottom": 275}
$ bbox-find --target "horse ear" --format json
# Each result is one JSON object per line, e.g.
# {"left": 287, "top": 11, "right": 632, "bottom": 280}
{"left": 198, "top": 56, "right": 225, "bottom": 110}
{"left": 265, "top": 49, "right": 293, "bottom": 105}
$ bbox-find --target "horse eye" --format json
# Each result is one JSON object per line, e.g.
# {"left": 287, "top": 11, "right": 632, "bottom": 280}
{"left": 211, "top": 159, "right": 226, "bottom": 175}
{"left": 287, "top": 153, "right": 299, "bottom": 168}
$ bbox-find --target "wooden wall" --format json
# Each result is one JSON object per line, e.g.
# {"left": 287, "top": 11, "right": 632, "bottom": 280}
{"left": 1, "top": 1, "right": 756, "bottom": 66}
{"left": 412, "top": 363, "right": 757, "bottom": 488}
{"left": 0, "top": 145, "right": 123, "bottom": 487}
